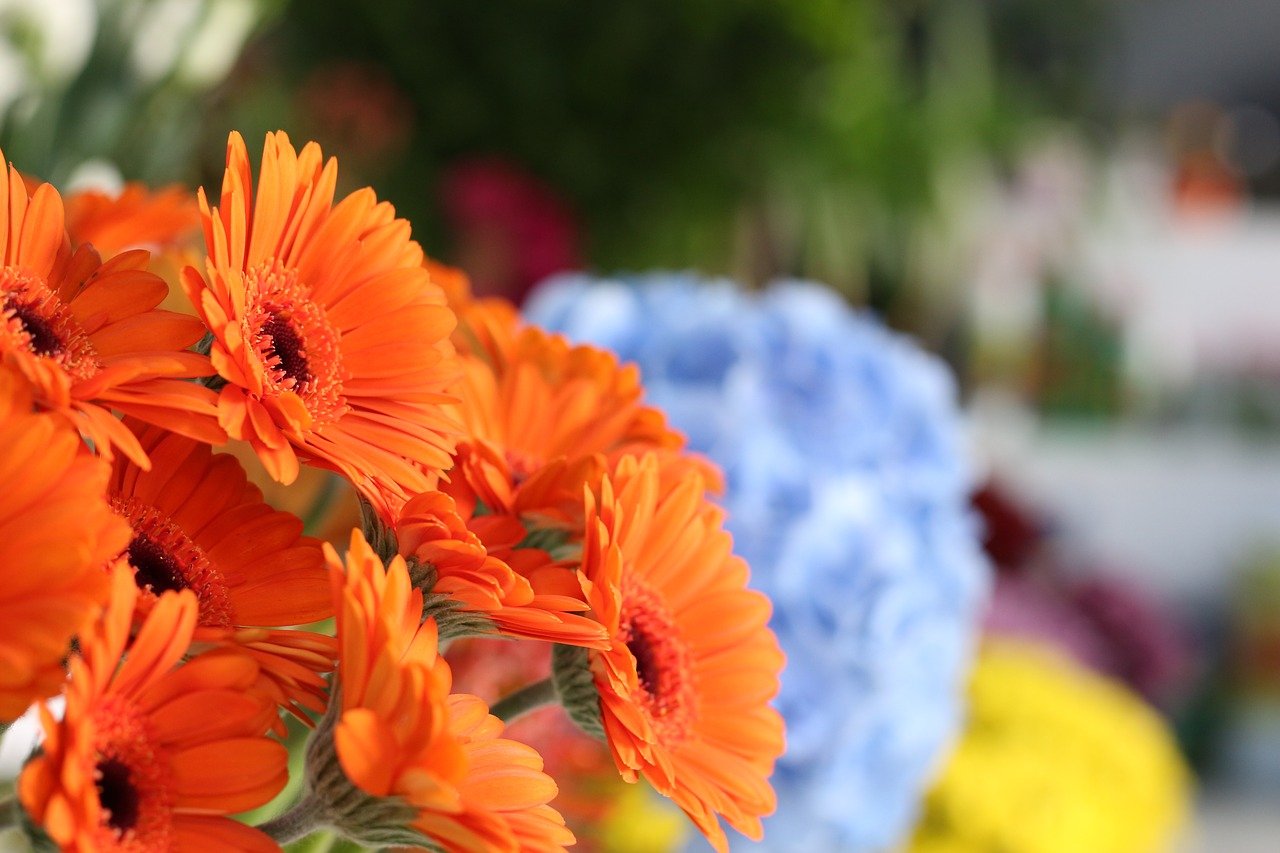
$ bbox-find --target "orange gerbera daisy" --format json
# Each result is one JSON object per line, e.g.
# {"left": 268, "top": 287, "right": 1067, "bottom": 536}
{"left": 65, "top": 181, "right": 204, "bottom": 315}
{"left": 424, "top": 255, "right": 473, "bottom": 311}
{"left": 108, "top": 420, "right": 329, "bottom": 627}
{"left": 18, "top": 566, "right": 288, "bottom": 853}
{"left": 0, "top": 153, "right": 221, "bottom": 466}
{"left": 287, "top": 530, "right": 573, "bottom": 852}
{"left": 570, "top": 454, "right": 785, "bottom": 853}
{"left": 394, "top": 489, "right": 607, "bottom": 648}
{"left": 65, "top": 182, "right": 201, "bottom": 263}
{"left": 445, "top": 306, "right": 715, "bottom": 531}
{"left": 182, "top": 131, "right": 460, "bottom": 515}
{"left": 432, "top": 260, "right": 520, "bottom": 369}
{"left": 0, "top": 364, "right": 129, "bottom": 722}
{"left": 106, "top": 420, "right": 335, "bottom": 726}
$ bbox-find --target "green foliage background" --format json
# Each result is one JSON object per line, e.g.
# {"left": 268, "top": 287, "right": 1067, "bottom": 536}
{"left": 2, "top": 0, "right": 1107, "bottom": 310}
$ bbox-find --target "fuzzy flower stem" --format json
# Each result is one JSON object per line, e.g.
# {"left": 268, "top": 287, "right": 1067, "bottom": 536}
{"left": 490, "top": 677, "right": 559, "bottom": 724}
{"left": 0, "top": 795, "right": 18, "bottom": 831}
{"left": 256, "top": 792, "right": 328, "bottom": 845}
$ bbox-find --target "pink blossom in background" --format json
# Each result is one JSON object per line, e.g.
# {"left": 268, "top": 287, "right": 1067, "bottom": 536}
{"left": 442, "top": 157, "right": 581, "bottom": 304}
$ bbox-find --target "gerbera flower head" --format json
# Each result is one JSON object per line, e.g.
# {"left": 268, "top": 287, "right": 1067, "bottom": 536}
{"left": 65, "top": 182, "right": 202, "bottom": 263}
{"left": 108, "top": 420, "right": 330, "bottom": 627}
{"left": 0, "top": 363, "right": 129, "bottom": 722}
{"left": 529, "top": 274, "right": 993, "bottom": 851}
{"left": 436, "top": 264, "right": 522, "bottom": 369}
{"left": 18, "top": 565, "right": 288, "bottom": 852}
{"left": 65, "top": 181, "right": 204, "bottom": 314}
{"left": 296, "top": 529, "right": 574, "bottom": 852}
{"left": 558, "top": 453, "right": 785, "bottom": 853}
{"left": 182, "top": 131, "right": 461, "bottom": 516}
{"left": 446, "top": 308, "right": 716, "bottom": 532}
{"left": 393, "top": 489, "right": 608, "bottom": 647}
{"left": 107, "top": 420, "right": 336, "bottom": 728}
{"left": 1, "top": 153, "right": 222, "bottom": 466}
{"left": 424, "top": 255, "right": 473, "bottom": 312}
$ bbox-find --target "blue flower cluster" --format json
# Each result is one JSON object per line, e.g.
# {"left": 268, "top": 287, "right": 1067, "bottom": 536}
{"left": 525, "top": 273, "right": 990, "bottom": 852}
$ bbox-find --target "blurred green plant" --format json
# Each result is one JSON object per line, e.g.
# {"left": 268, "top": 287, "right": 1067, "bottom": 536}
{"left": 0, "top": 0, "right": 285, "bottom": 187}
{"left": 2, "top": 0, "right": 1108, "bottom": 323}
{"left": 217, "top": 0, "right": 1103, "bottom": 298}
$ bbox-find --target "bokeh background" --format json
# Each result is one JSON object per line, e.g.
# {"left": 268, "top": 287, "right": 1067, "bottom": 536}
{"left": 5, "top": 1, "right": 1280, "bottom": 850}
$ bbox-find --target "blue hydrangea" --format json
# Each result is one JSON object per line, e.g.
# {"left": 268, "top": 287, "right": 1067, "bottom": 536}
{"left": 525, "top": 273, "right": 991, "bottom": 853}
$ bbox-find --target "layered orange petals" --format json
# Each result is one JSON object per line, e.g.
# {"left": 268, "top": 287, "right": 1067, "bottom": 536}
{"left": 447, "top": 287, "right": 523, "bottom": 371}
{"left": 0, "top": 365, "right": 129, "bottom": 721}
{"left": 424, "top": 255, "right": 474, "bottom": 315}
{"left": 581, "top": 455, "right": 785, "bottom": 853}
{"left": 19, "top": 567, "right": 287, "bottom": 853}
{"left": 330, "top": 531, "right": 459, "bottom": 806}
{"left": 183, "top": 131, "right": 460, "bottom": 514}
{"left": 421, "top": 693, "right": 576, "bottom": 853}
{"left": 193, "top": 626, "right": 337, "bottom": 736}
{"left": 446, "top": 312, "right": 711, "bottom": 530}
{"left": 395, "top": 490, "right": 608, "bottom": 648}
{"left": 329, "top": 529, "right": 572, "bottom": 853}
{"left": 108, "top": 421, "right": 330, "bottom": 628}
{"left": 107, "top": 421, "right": 336, "bottom": 728}
{"left": 1, "top": 154, "right": 221, "bottom": 466}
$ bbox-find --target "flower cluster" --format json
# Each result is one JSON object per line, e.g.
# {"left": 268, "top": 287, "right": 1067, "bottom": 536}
{"left": 0, "top": 132, "right": 784, "bottom": 852}
{"left": 904, "top": 640, "right": 1190, "bottom": 853}
{"left": 527, "top": 274, "right": 990, "bottom": 851}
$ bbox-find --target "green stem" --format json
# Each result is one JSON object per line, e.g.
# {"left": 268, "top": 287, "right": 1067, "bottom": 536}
{"left": 490, "top": 677, "right": 559, "bottom": 724}
{"left": 0, "top": 796, "right": 18, "bottom": 831}
{"left": 287, "top": 830, "right": 342, "bottom": 853}
{"left": 257, "top": 792, "right": 328, "bottom": 845}
{"left": 300, "top": 473, "right": 343, "bottom": 537}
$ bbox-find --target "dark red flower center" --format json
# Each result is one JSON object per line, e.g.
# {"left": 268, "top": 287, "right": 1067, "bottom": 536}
{"left": 8, "top": 300, "right": 62, "bottom": 356}
{"left": 619, "top": 579, "right": 697, "bottom": 744}
{"left": 1, "top": 267, "right": 100, "bottom": 381}
{"left": 96, "top": 757, "right": 140, "bottom": 834}
{"left": 126, "top": 536, "right": 188, "bottom": 596}
{"left": 262, "top": 313, "right": 311, "bottom": 386}
{"left": 92, "top": 695, "right": 176, "bottom": 849}
{"left": 627, "top": 624, "right": 663, "bottom": 698}
{"left": 112, "top": 497, "right": 235, "bottom": 628}
{"left": 244, "top": 260, "right": 346, "bottom": 427}
{"left": 503, "top": 447, "right": 542, "bottom": 487}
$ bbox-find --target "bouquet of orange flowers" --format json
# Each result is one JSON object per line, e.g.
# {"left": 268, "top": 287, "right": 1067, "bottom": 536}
{"left": 0, "top": 131, "right": 785, "bottom": 853}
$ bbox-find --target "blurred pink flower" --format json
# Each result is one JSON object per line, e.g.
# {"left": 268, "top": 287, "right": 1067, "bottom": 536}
{"left": 442, "top": 158, "right": 580, "bottom": 304}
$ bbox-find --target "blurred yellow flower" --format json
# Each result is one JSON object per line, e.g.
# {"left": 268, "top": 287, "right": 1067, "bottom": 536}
{"left": 598, "top": 782, "right": 690, "bottom": 853}
{"left": 904, "top": 640, "right": 1191, "bottom": 853}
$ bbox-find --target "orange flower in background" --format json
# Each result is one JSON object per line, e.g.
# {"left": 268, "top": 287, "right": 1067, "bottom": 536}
{"left": 455, "top": 297, "right": 524, "bottom": 374}
{"left": 19, "top": 567, "right": 287, "bottom": 852}
{"left": 107, "top": 420, "right": 336, "bottom": 726}
{"left": 323, "top": 530, "right": 574, "bottom": 852}
{"left": 1, "top": 155, "right": 222, "bottom": 465}
{"left": 65, "top": 183, "right": 201, "bottom": 262}
{"left": 429, "top": 258, "right": 520, "bottom": 368}
{"left": 0, "top": 364, "right": 129, "bottom": 722}
{"left": 424, "top": 255, "right": 472, "bottom": 310}
{"left": 182, "top": 131, "right": 460, "bottom": 515}
{"left": 446, "top": 309, "right": 715, "bottom": 531}
{"left": 578, "top": 454, "right": 785, "bottom": 853}
{"left": 65, "top": 182, "right": 203, "bottom": 315}
{"left": 394, "top": 489, "right": 608, "bottom": 647}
